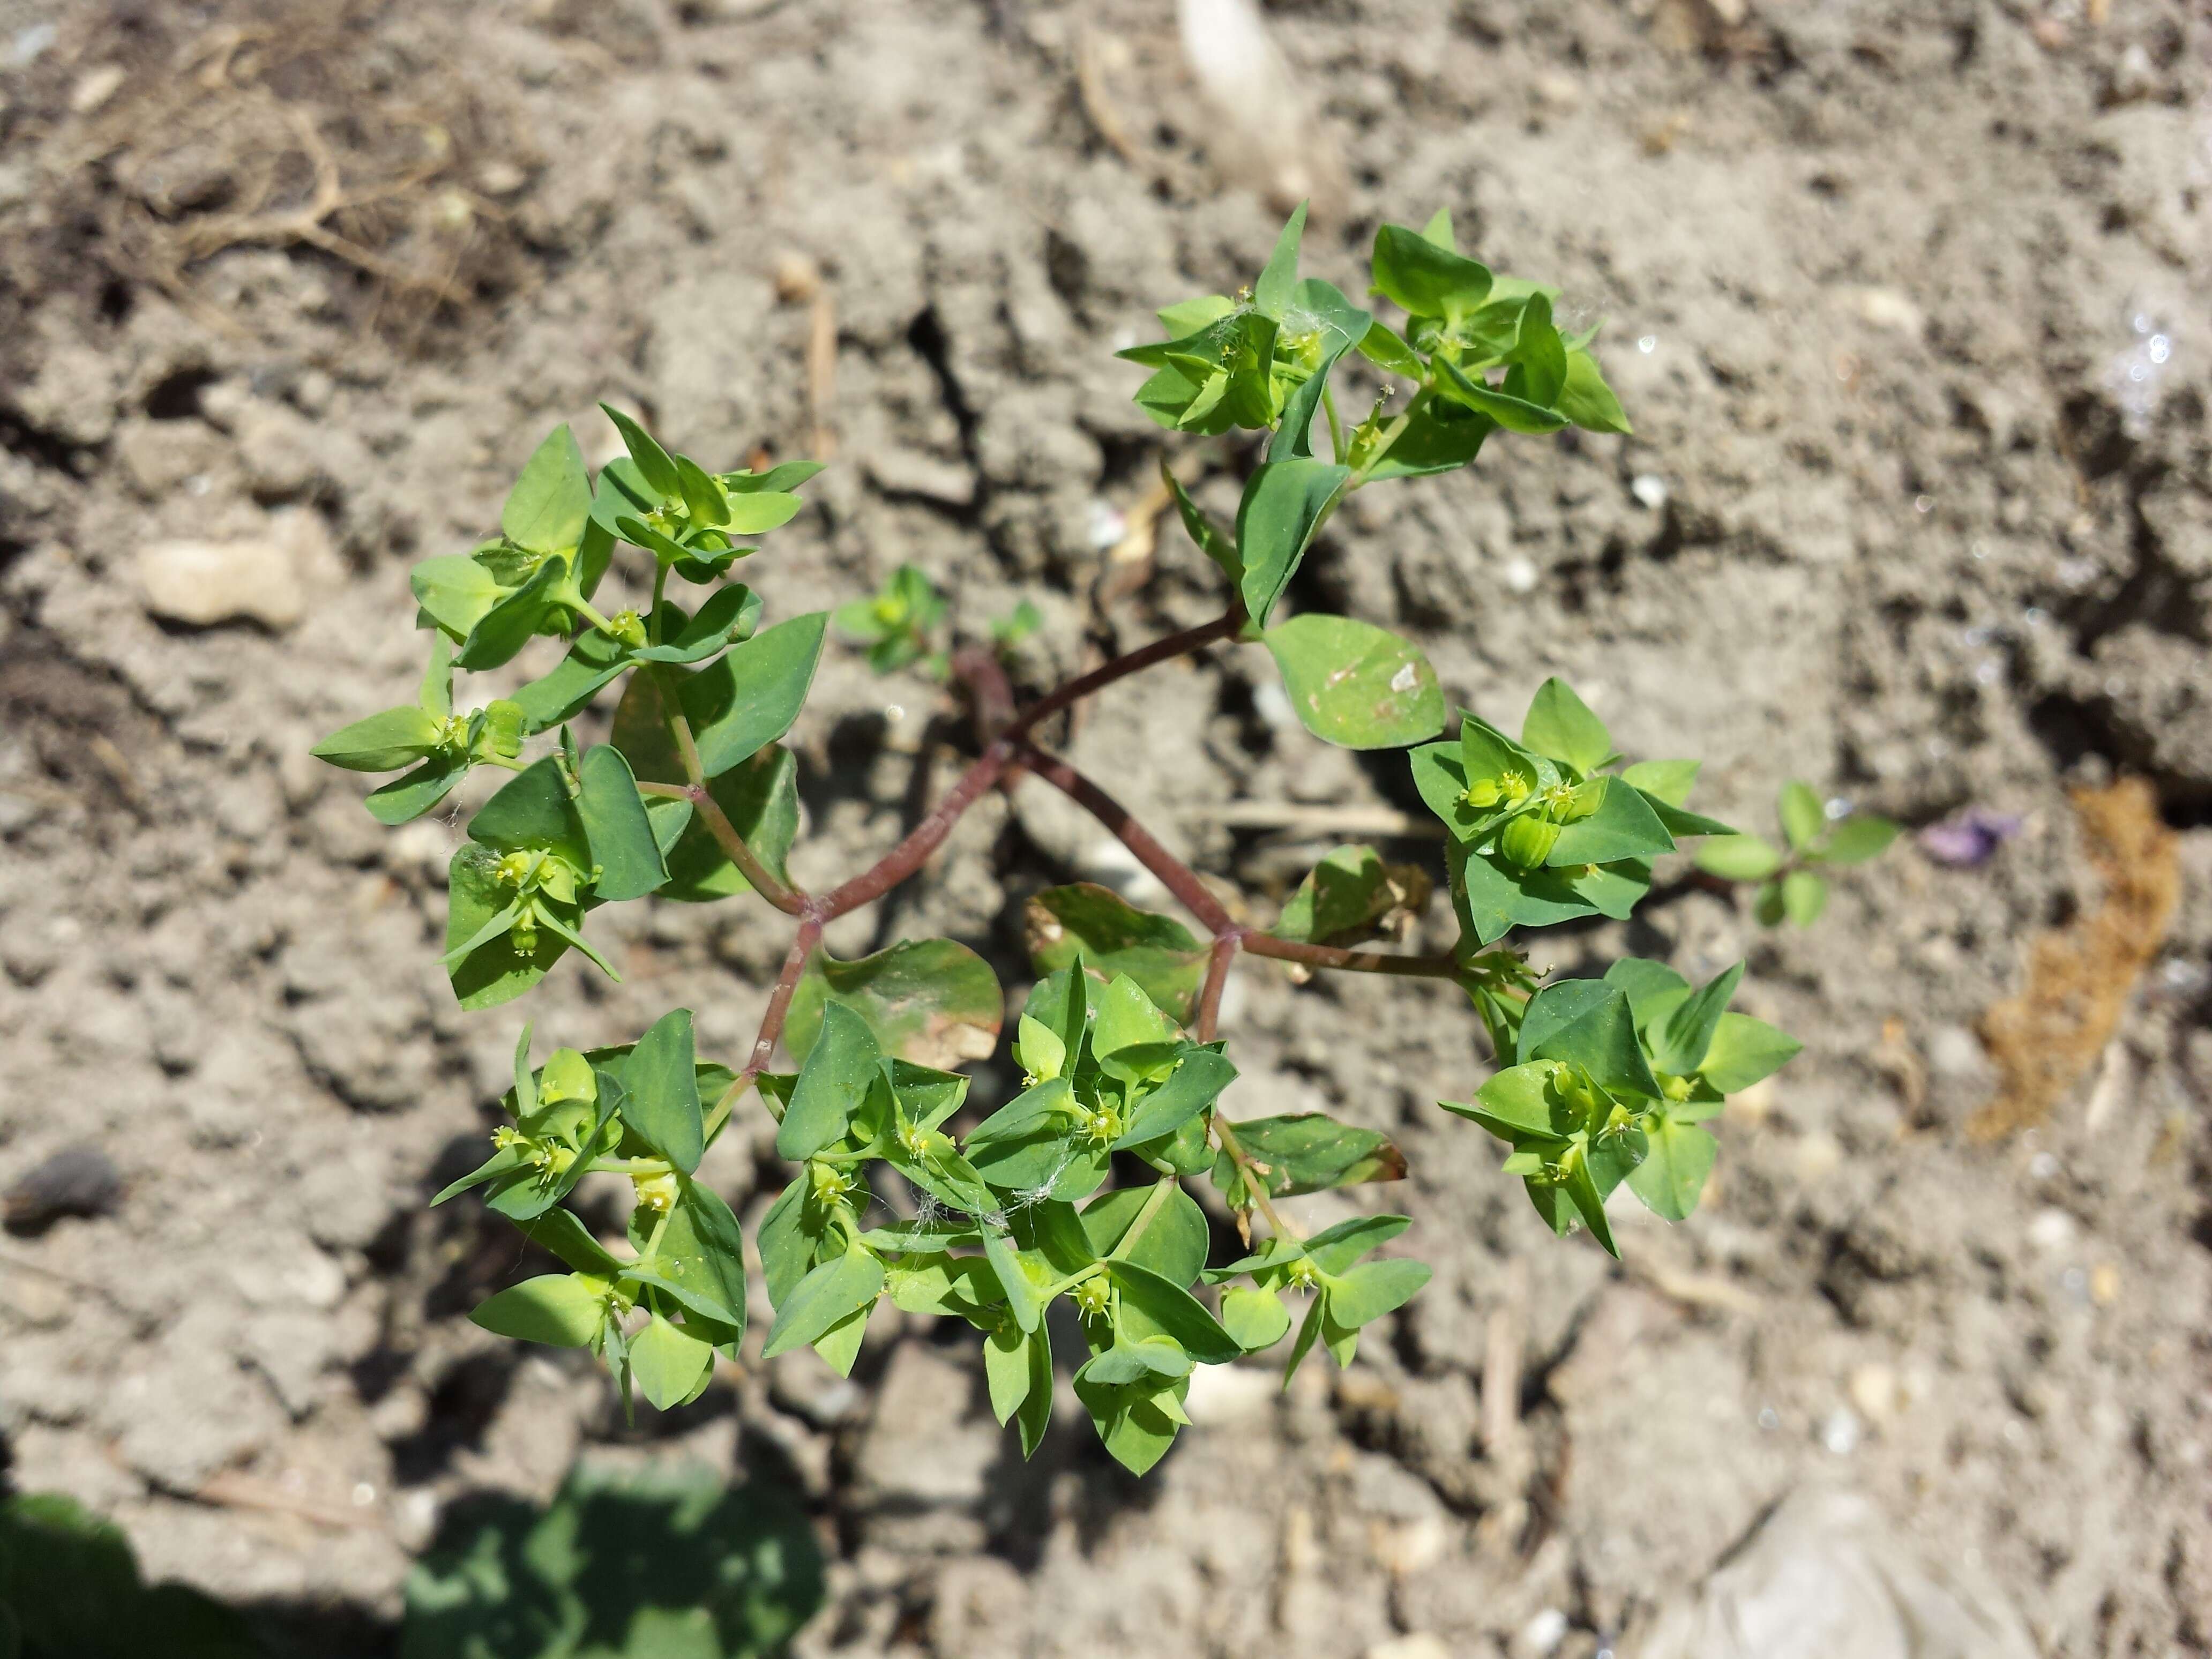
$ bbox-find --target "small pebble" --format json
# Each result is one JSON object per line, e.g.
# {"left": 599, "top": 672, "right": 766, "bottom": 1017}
{"left": 5, "top": 1145, "right": 123, "bottom": 1234}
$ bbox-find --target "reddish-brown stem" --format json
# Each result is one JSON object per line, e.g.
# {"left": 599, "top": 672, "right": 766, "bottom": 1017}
{"left": 1003, "top": 609, "right": 1243, "bottom": 740}
{"left": 1196, "top": 933, "right": 1239, "bottom": 1042}
{"left": 1013, "top": 742, "right": 1236, "bottom": 934}
{"left": 705, "top": 915, "right": 820, "bottom": 1142}
{"left": 638, "top": 780, "right": 809, "bottom": 916}
{"left": 816, "top": 740, "right": 1018, "bottom": 920}
{"left": 1242, "top": 931, "right": 1463, "bottom": 981}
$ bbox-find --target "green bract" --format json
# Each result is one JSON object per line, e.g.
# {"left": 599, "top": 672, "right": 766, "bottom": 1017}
{"left": 314, "top": 206, "right": 1803, "bottom": 1484}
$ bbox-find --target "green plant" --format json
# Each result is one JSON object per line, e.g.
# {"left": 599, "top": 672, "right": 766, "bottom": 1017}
{"left": 1693, "top": 779, "right": 1900, "bottom": 926}
{"left": 0, "top": 1492, "right": 257, "bottom": 1658}
{"left": 402, "top": 1461, "right": 821, "bottom": 1659}
{"left": 317, "top": 205, "right": 1800, "bottom": 1477}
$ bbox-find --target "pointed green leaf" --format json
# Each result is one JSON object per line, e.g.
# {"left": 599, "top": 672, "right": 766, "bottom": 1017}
{"left": 1370, "top": 222, "right": 1493, "bottom": 322}
{"left": 1546, "top": 778, "right": 1676, "bottom": 868}
{"left": 677, "top": 611, "right": 827, "bottom": 777}
{"left": 1654, "top": 963, "right": 1743, "bottom": 1076}
{"left": 313, "top": 706, "right": 444, "bottom": 772}
{"left": 1219, "top": 1284, "right": 1291, "bottom": 1351}
{"left": 599, "top": 402, "right": 681, "bottom": 499}
{"left": 1696, "top": 834, "right": 1784, "bottom": 881}
{"left": 1698, "top": 1011, "right": 1801, "bottom": 1097}
{"left": 1253, "top": 201, "right": 1307, "bottom": 320}
{"left": 1779, "top": 781, "right": 1826, "bottom": 850}
{"left": 514, "top": 1208, "right": 624, "bottom": 1276}
{"left": 1325, "top": 1258, "right": 1431, "bottom": 1329}
{"left": 576, "top": 743, "right": 668, "bottom": 901}
{"left": 777, "top": 1002, "right": 879, "bottom": 1160}
{"left": 760, "top": 1250, "right": 883, "bottom": 1358}
{"left": 1109, "top": 1260, "right": 1239, "bottom": 1364}
{"left": 1210, "top": 1112, "right": 1407, "bottom": 1199}
{"left": 1558, "top": 348, "right": 1631, "bottom": 435}
{"left": 1236, "top": 459, "right": 1349, "bottom": 627}
{"left": 1818, "top": 815, "right": 1899, "bottom": 865}
{"left": 1781, "top": 868, "right": 1829, "bottom": 925}
{"left": 1082, "top": 1182, "right": 1210, "bottom": 1287}
{"left": 1432, "top": 356, "right": 1568, "bottom": 435}
{"left": 469, "top": 755, "right": 591, "bottom": 866}
{"left": 1115, "top": 1050, "right": 1237, "bottom": 1149}
{"left": 502, "top": 425, "right": 593, "bottom": 554}
{"left": 621, "top": 1009, "right": 703, "bottom": 1173}
{"left": 1521, "top": 678, "right": 1612, "bottom": 773}
{"left": 472, "top": 1275, "right": 603, "bottom": 1347}
{"left": 1626, "top": 1116, "right": 1715, "bottom": 1221}
{"left": 410, "top": 554, "right": 508, "bottom": 641}
{"left": 1517, "top": 980, "right": 1660, "bottom": 1098}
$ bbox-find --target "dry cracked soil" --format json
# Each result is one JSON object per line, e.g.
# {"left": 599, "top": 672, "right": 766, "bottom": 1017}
{"left": 1, "top": 1, "right": 2210, "bottom": 1656}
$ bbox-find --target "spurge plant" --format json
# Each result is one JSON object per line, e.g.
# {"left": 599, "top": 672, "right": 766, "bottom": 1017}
{"left": 316, "top": 206, "right": 1800, "bottom": 1475}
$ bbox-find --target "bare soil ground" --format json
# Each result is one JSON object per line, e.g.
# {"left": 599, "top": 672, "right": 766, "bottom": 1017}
{"left": 2, "top": 2, "right": 2209, "bottom": 1655}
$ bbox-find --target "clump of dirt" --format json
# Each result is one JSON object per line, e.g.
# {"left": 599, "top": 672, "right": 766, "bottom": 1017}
{"left": 1971, "top": 775, "right": 2180, "bottom": 1138}
{"left": 4, "top": 0, "right": 539, "bottom": 343}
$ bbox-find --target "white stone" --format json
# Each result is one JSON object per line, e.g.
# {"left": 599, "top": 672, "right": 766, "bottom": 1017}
{"left": 138, "top": 536, "right": 303, "bottom": 629}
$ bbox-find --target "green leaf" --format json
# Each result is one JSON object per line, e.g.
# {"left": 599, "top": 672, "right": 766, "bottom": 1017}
{"left": 630, "top": 1314, "right": 715, "bottom": 1411}
{"left": 1517, "top": 980, "right": 1661, "bottom": 1099}
{"left": 1110, "top": 1260, "right": 1239, "bottom": 1364}
{"left": 455, "top": 554, "right": 571, "bottom": 673}
{"left": 721, "top": 491, "right": 802, "bottom": 535}
{"left": 1115, "top": 1049, "right": 1237, "bottom": 1148}
{"left": 1268, "top": 279, "right": 1371, "bottom": 462}
{"left": 676, "top": 611, "right": 827, "bottom": 777}
{"left": 1275, "top": 845, "right": 1421, "bottom": 946}
{"left": 671, "top": 454, "right": 729, "bottom": 528}
{"left": 1653, "top": 962, "right": 1743, "bottom": 1076}
{"left": 777, "top": 1002, "right": 879, "bottom": 1161}
{"left": 1304, "top": 1213, "right": 1413, "bottom": 1275}
{"left": 1445, "top": 1060, "right": 1568, "bottom": 1141}
{"left": 1558, "top": 348, "right": 1631, "bottom": 435}
{"left": 633, "top": 584, "right": 763, "bottom": 665}
{"left": 1447, "top": 839, "right": 1608, "bottom": 945}
{"left": 982, "top": 1227, "right": 1049, "bottom": 1334}
{"left": 722, "top": 459, "right": 825, "bottom": 495}
{"left": 1236, "top": 458, "right": 1349, "bottom": 628}
{"left": 1357, "top": 397, "right": 1494, "bottom": 480}
{"left": 1212, "top": 1112, "right": 1407, "bottom": 1200}
{"left": 1155, "top": 294, "right": 1236, "bottom": 337}
{"left": 783, "top": 938, "right": 1003, "bottom": 1071}
{"left": 313, "top": 706, "right": 444, "bottom": 772}
{"left": 599, "top": 402, "right": 681, "bottom": 499}
{"left": 1263, "top": 614, "right": 1445, "bottom": 750}
{"left": 1778, "top": 781, "right": 1826, "bottom": 850}
{"left": 1079, "top": 1337, "right": 1191, "bottom": 1385}
{"left": 984, "top": 1324, "right": 1038, "bottom": 1425}
{"left": 445, "top": 846, "right": 566, "bottom": 1010}
{"left": 1370, "top": 222, "right": 1493, "bottom": 322}
{"left": 1253, "top": 201, "right": 1307, "bottom": 320}
{"left": 1325, "top": 1258, "right": 1431, "bottom": 1328}
{"left": 1626, "top": 1115, "right": 1715, "bottom": 1221}
{"left": 469, "top": 756, "right": 590, "bottom": 868}
{"left": 502, "top": 425, "right": 593, "bottom": 554}
{"left": 1697, "top": 834, "right": 1784, "bottom": 881}
{"left": 365, "top": 751, "right": 468, "bottom": 825}
{"left": 1781, "top": 868, "right": 1829, "bottom": 925}
{"left": 514, "top": 1207, "right": 624, "bottom": 1276}
{"left": 1818, "top": 815, "right": 1900, "bottom": 865}
{"left": 1698, "top": 1012, "right": 1802, "bottom": 1093}
{"left": 472, "top": 1274, "right": 604, "bottom": 1347}
{"left": 621, "top": 1008, "right": 704, "bottom": 1173}
{"left": 1620, "top": 759, "right": 1699, "bottom": 807}
{"left": 575, "top": 743, "right": 668, "bottom": 902}
{"left": 510, "top": 627, "right": 633, "bottom": 732}
{"left": 760, "top": 1250, "right": 883, "bottom": 1359}
{"left": 410, "top": 553, "right": 508, "bottom": 640}
{"left": 1544, "top": 778, "right": 1676, "bottom": 868}
{"left": 1357, "top": 318, "right": 1423, "bottom": 377}
{"left": 1023, "top": 885, "right": 1207, "bottom": 1023}
{"left": 1520, "top": 678, "right": 1612, "bottom": 773}
{"left": 1220, "top": 1284, "right": 1292, "bottom": 1351}
{"left": 1561, "top": 1154, "right": 1618, "bottom": 1257}
{"left": 1082, "top": 1182, "right": 1210, "bottom": 1287}
{"left": 1432, "top": 356, "right": 1568, "bottom": 435}
{"left": 1073, "top": 1371, "right": 1187, "bottom": 1476}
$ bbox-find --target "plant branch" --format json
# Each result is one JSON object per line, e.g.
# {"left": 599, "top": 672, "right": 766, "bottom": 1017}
{"left": 705, "top": 915, "right": 820, "bottom": 1144}
{"left": 637, "top": 777, "right": 808, "bottom": 916}
{"left": 816, "top": 740, "right": 1018, "bottom": 920}
{"left": 1012, "top": 743, "right": 1235, "bottom": 933}
{"left": 1210, "top": 1111, "right": 1298, "bottom": 1242}
{"left": 1003, "top": 609, "right": 1243, "bottom": 741}
{"left": 1242, "top": 932, "right": 1462, "bottom": 980}
{"left": 1196, "top": 932, "right": 1239, "bottom": 1042}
